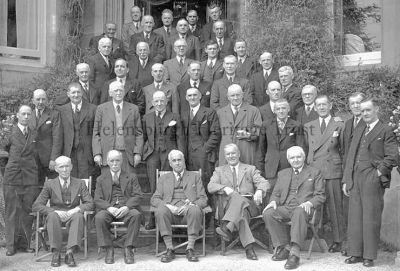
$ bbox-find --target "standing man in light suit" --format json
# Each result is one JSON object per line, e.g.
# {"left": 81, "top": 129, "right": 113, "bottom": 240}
{"left": 93, "top": 81, "right": 143, "bottom": 174}
{"left": 208, "top": 143, "right": 270, "bottom": 261}
{"left": 304, "top": 94, "right": 345, "bottom": 254}
{"left": 343, "top": 97, "right": 398, "bottom": 267}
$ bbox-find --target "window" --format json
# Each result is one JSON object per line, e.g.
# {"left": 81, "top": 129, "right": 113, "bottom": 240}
{"left": 335, "top": 0, "right": 382, "bottom": 67}
{"left": 0, "top": 0, "right": 47, "bottom": 67}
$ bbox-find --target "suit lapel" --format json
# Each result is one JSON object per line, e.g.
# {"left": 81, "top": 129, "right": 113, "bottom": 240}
{"left": 119, "top": 171, "right": 129, "bottom": 195}
{"left": 70, "top": 178, "right": 80, "bottom": 202}
{"left": 65, "top": 104, "right": 73, "bottom": 126}
{"left": 234, "top": 104, "right": 247, "bottom": 127}
{"left": 366, "top": 120, "right": 384, "bottom": 145}
{"left": 237, "top": 163, "right": 245, "bottom": 187}
{"left": 279, "top": 119, "right": 294, "bottom": 143}
{"left": 316, "top": 118, "right": 336, "bottom": 149}
{"left": 79, "top": 102, "right": 89, "bottom": 124}
{"left": 269, "top": 118, "right": 280, "bottom": 144}
{"left": 53, "top": 177, "right": 63, "bottom": 202}
{"left": 103, "top": 171, "right": 113, "bottom": 200}
{"left": 163, "top": 111, "right": 174, "bottom": 131}
{"left": 37, "top": 107, "right": 49, "bottom": 128}
{"left": 122, "top": 102, "right": 131, "bottom": 125}
{"left": 223, "top": 106, "right": 235, "bottom": 126}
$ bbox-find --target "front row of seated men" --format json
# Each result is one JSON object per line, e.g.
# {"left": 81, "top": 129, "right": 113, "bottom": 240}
{"left": 32, "top": 143, "right": 324, "bottom": 269}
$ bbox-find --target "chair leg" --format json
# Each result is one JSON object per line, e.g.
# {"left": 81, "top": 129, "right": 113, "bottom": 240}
{"left": 84, "top": 219, "right": 88, "bottom": 259}
{"left": 220, "top": 238, "right": 226, "bottom": 256}
{"left": 202, "top": 212, "right": 206, "bottom": 257}
{"left": 307, "top": 237, "right": 315, "bottom": 260}
{"left": 35, "top": 215, "right": 39, "bottom": 256}
{"left": 155, "top": 224, "right": 159, "bottom": 256}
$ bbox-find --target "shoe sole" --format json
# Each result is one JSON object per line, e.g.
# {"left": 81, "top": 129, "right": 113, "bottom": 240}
{"left": 216, "top": 227, "right": 231, "bottom": 242}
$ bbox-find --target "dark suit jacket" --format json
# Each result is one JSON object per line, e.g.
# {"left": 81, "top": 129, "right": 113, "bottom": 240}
{"left": 163, "top": 57, "right": 193, "bottom": 86}
{"left": 342, "top": 116, "right": 364, "bottom": 165}
{"left": 257, "top": 118, "right": 305, "bottom": 178}
{"left": 127, "top": 55, "right": 155, "bottom": 88}
{"left": 210, "top": 74, "right": 251, "bottom": 110}
{"left": 94, "top": 170, "right": 143, "bottom": 211}
{"left": 200, "top": 20, "right": 234, "bottom": 44}
{"left": 3, "top": 125, "right": 38, "bottom": 186}
{"left": 201, "top": 37, "right": 235, "bottom": 61}
{"left": 259, "top": 103, "right": 275, "bottom": 122}
{"left": 129, "top": 31, "right": 165, "bottom": 63}
{"left": 166, "top": 33, "right": 201, "bottom": 60}
{"left": 304, "top": 117, "right": 344, "bottom": 180}
{"left": 54, "top": 81, "right": 101, "bottom": 107}
{"left": 58, "top": 101, "right": 97, "bottom": 162}
{"left": 142, "top": 81, "right": 179, "bottom": 115}
{"left": 188, "top": 24, "right": 202, "bottom": 40}
{"left": 142, "top": 111, "right": 185, "bottom": 160}
{"left": 28, "top": 107, "right": 62, "bottom": 168}
{"left": 199, "top": 59, "right": 224, "bottom": 83}
{"left": 88, "top": 52, "right": 116, "bottom": 91}
{"left": 295, "top": 105, "right": 319, "bottom": 125}
{"left": 282, "top": 85, "right": 303, "bottom": 116}
{"left": 343, "top": 120, "right": 399, "bottom": 190}
{"left": 270, "top": 165, "right": 325, "bottom": 208}
{"left": 181, "top": 105, "right": 221, "bottom": 163}
{"left": 33, "top": 177, "right": 94, "bottom": 214}
{"left": 100, "top": 77, "right": 145, "bottom": 115}
{"left": 235, "top": 56, "right": 259, "bottom": 80}
{"left": 92, "top": 101, "right": 144, "bottom": 166}
{"left": 250, "top": 68, "right": 280, "bottom": 107}
{"left": 88, "top": 34, "right": 126, "bottom": 60}
{"left": 154, "top": 26, "right": 178, "bottom": 46}
{"left": 151, "top": 170, "right": 208, "bottom": 208}
{"left": 177, "top": 79, "right": 212, "bottom": 114}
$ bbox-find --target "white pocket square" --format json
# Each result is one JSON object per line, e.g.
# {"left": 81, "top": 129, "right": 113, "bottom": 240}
{"left": 205, "top": 91, "right": 211, "bottom": 95}
{"left": 307, "top": 178, "right": 313, "bottom": 181}
{"left": 202, "top": 120, "right": 207, "bottom": 125}
{"left": 332, "top": 131, "right": 339, "bottom": 137}
{"left": 289, "top": 132, "right": 294, "bottom": 136}
{"left": 46, "top": 120, "right": 52, "bottom": 124}
{"left": 377, "top": 137, "right": 382, "bottom": 140}
{"left": 168, "top": 120, "right": 177, "bottom": 126}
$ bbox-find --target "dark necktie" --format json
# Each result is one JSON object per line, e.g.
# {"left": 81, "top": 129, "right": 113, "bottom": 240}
{"left": 145, "top": 33, "right": 150, "bottom": 41}
{"left": 228, "top": 76, "right": 233, "bottom": 85}
{"left": 190, "top": 108, "right": 194, "bottom": 120}
{"left": 37, "top": 110, "right": 42, "bottom": 120}
{"left": 306, "top": 105, "right": 311, "bottom": 116}
{"left": 74, "top": 105, "right": 80, "bottom": 114}
{"left": 135, "top": 23, "right": 139, "bottom": 30}
{"left": 193, "top": 81, "right": 198, "bottom": 88}
{"left": 365, "top": 124, "right": 370, "bottom": 135}
{"left": 176, "top": 172, "right": 182, "bottom": 188}
{"left": 23, "top": 127, "right": 28, "bottom": 139}
{"left": 354, "top": 117, "right": 359, "bottom": 128}
{"left": 264, "top": 71, "right": 269, "bottom": 82}
{"left": 320, "top": 118, "right": 326, "bottom": 134}
{"left": 179, "top": 58, "right": 184, "bottom": 68}
{"left": 83, "top": 83, "right": 88, "bottom": 93}
{"left": 157, "top": 111, "right": 162, "bottom": 120}
{"left": 116, "top": 104, "right": 121, "bottom": 114}
{"left": 156, "top": 83, "right": 161, "bottom": 90}
{"left": 232, "top": 167, "right": 238, "bottom": 192}
{"left": 208, "top": 61, "right": 213, "bottom": 69}
{"left": 218, "top": 38, "right": 223, "bottom": 50}
{"left": 294, "top": 169, "right": 299, "bottom": 175}
{"left": 233, "top": 106, "right": 239, "bottom": 120}
{"left": 166, "top": 27, "right": 170, "bottom": 36}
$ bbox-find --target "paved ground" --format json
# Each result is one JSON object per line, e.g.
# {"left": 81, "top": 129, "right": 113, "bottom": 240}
{"left": 0, "top": 243, "right": 398, "bottom": 271}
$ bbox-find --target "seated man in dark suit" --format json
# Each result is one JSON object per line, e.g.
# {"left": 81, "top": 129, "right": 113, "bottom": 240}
{"left": 295, "top": 85, "right": 319, "bottom": 125}
{"left": 208, "top": 143, "right": 270, "bottom": 261}
{"left": 151, "top": 150, "right": 208, "bottom": 263}
{"left": 129, "top": 15, "right": 165, "bottom": 63}
{"left": 32, "top": 156, "right": 94, "bottom": 267}
{"left": 89, "top": 22, "right": 126, "bottom": 60}
{"left": 263, "top": 146, "right": 325, "bottom": 270}
{"left": 259, "top": 80, "right": 282, "bottom": 121}
{"left": 94, "top": 150, "right": 143, "bottom": 264}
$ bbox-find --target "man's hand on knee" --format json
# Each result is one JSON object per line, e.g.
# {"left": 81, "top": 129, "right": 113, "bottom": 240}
{"left": 223, "top": 186, "right": 234, "bottom": 195}
{"left": 299, "top": 201, "right": 313, "bottom": 215}
{"left": 263, "top": 201, "right": 277, "bottom": 213}
{"left": 115, "top": 206, "right": 129, "bottom": 219}
{"left": 54, "top": 210, "right": 70, "bottom": 222}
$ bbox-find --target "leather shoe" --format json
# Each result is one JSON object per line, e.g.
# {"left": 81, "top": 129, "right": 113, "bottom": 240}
{"left": 216, "top": 224, "right": 232, "bottom": 242}
{"left": 65, "top": 252, "right": 77, "bottom": 267}
{"left": 245, "top": 245, "right": 258, "bottom": 260}
{"left": 105, "top": 247, "right": 115, "bottom": 264}
{"left": 161, "top": 248, "right": 175, "bottom": 263}
{"left": 344, "top": 256, "right": 363, "bottom": 264}
{"left": 145, "top": 215, "right": 156, "bottom": 230}
{"left": 328, "top": 242, "right": 341, "bottom": 253}
{"left": 272, "top": 247, "right": 290, "bottom": 261}
{"left": 186, "top": 248, "right": 199, "bottom": 262}
{"left": 51, "top": 251, "right": 61, "bottom": 267}
{"left": 284, "top": 255, "right": 300, "bottom": 269}
{"left": 124, "top": 247, "right": 135, "bottom": 264}
{"left": 363, "top": 259, "right": 374, "bottom": 267}
{"left": 6, "top": 249, "right": 16, "bottom": 256}
{"left": 19, "top": 247, "right": 35, "bottom": 253}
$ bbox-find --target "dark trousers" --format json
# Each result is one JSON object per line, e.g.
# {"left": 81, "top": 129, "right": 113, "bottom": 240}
{"left": 221, "top": 193, "right": 259, "bottom": 247}
{"left": 187, "top": 148, "right": 214, "bottom": 196}
{"left": 263, "top": 206, "right": 310, "bottom": 248}
{"left": 70, "top": 147, "right": 93, "bottom": 179}
{"left": 95, "top": 209, "right": 142, "bottom": 248}
{"left": 4, "top": 185, "right": 38, "bottom": 251}
{"left": 145, "top": 150, "right": 171, "bottom": 193}
{"left": 155, "top": 205, "right": 202, "bottom": 238}
{"left": 37, "top": 163, "right": 57, "bottom": 187}
{"left": 348, "top": 166, "right": 384, "bottom": 260}
{"left": 325, "top": 178, "right": 344, "bottom": 243}
{"left": 46, "top": 211, "right": 84, "bottom": 250}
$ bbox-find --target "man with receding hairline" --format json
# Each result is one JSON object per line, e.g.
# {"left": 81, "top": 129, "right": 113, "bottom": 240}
{"left": 129, "top": 15, "right": 165, "bottom": 63}
{"left": 166, "top": 18, "right": 201, "bottom": 60}
{"left": 186, "top": 10, "right": 202, "bottom": 39}
{"left": 33, "top": 156, "right": 94, "bottom": 267}
{"left": 154, "top": 9, "right": 177, "bottom": 46}
{"left": 200, "top": 3, "right": 234, "bottom": 44}
{"left": 122, "top": 6, "right": 143, "bottom": 50}
{"left": 127, "top": 42, "right": 155, "bottom": 88}
{"left": 89, "top": 22, "right": 126, "bottom": 60}
{"left": 4, "top": 105, "right": 38, "bottom": 256}
{"left": 258, "top": 80, "right": 282, "bottom": 121}
{"left": 279, "top": 66, "right": 303, "bottom": 115}
{"left": 163, "top": 39, "right": 193, "bottom": 86}
{"left": 201, "top": 20, "right": 234, "bottom": 60}
{"left": 295, "top": 85, "right": 319, "bottom": 125}
{"left": 234, "top": 39, "right": 258, "bottom": 79}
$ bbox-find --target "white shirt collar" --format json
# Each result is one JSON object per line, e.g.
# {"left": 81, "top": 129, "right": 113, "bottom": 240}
{"left": 173, "top": 170, "right": 184, "bottom": 180}
{"left": 293, "top": 166, "right": 304, "bottom": 174}
{"left": 155, "top": 109, "right": 166, "bottom": 118}
{"left": 59, "top": 177, "right": 71, "bottom": 187}
{"left": 207, "top": 58, "right": 216, "bottom": 66}
{"left": 176, "top": 56, "right": 185, "bottom": 63}
{"left": 305, "top": 103, "right": 314, "bottom": 110}
{"left": 190, "top": 78, "right": 200, "bottom": 87}
{"left": 366, "top": 119, "right": 379, "bottom": 131}
{"left": 17, "top": 123, "right": 27, "bottom": 134}
{"left": 226, "top": 74, "right": 235, "bottom": 81}
{"left": 277, "top": 117, "right": 288, "bottom": 125}
{"left": 270, "top": 101, "right": 276, "bottom": 112}
{"left": 283, "top": 84, "right": 292, "bottom": 92}
{"left": 319, "top": 114, "right": 331, "bottom": 126}
{"left": 154, "top": 81, "right": 163, "bottom": 88}
{"left": 71, "top": 101, "right": 82, "bottom": 112}
{"left": 230, "top": 103, "right": 241, "bottom": 112}
{"left": 79, "top": 80, "right": 88, "bottom": 87}
{"left": 230, "top": 163, "right": 240, "bottom": 176}
{"left": 116, "top": 77, "right": 126, "bottom": 85}
{"left": 111, "top": 170, "right": 121, "bottom": 179}
{"left": 263, "top": 68, "right": 272, "bottom": 77}
{"left": 113, "top": 101, "right": 123, "bottom": 111}
{"left": 190, "top": 103, "right": 201, "bottom": 116}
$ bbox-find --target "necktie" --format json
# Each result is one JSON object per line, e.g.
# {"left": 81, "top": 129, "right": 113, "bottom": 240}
{"left": 75, "top": 105, "right": 80, "bottom": 114}
{"left": 141, "top": 59, "right": 146, "bottom": 68}
{"left": 83, "top": 83, "right": 88, "bottom": 92}
{"left": 232, "top": 167, "right": 238, "bottom": 192}
{"left": 365, "top": 124, "right": 370, "bottom": 135}
{"left": 105, "top": 56, "right": 110, "bottom": 67}
{"left": 176, "top": 172, "right": 182, "bottom": 188}
{"left": 278, "top": 120, "right": 285, "bottom": 134}
{"left": 119, "top": 78, "right": 123, "bottom": 84}
{"left": 156, "top": 83, "right": 161, "bottom": 90}
{"left": 23, "top": 127, "right": 28, "bottom": 139}
{"left": 264, "top": 71, "right": 269, "bottom": 82}
{"left": 156, "top": 111, "right": 162, "bottom": 120}
{"left": 62, "top": 180, "right": 68, "bottom": 190}
{"left": 112, "top": 173, "right": 119, "bottom": 185}
{"left": 179, "top": 57, "right": 184, "bottom": 67}
{"left": 218, "top": 38, "right": 223, "bottom": 49}
{"left": 193, "top": 81, "right": 198, "bottom": 88}
{"left": 116, "top": 104, "right": 121, "bottom": 114}
{"left": 239, "top": 58, "right": 243, "bottom": 64}
{"left": 37, "top": 109, "right": 42, "bottom": 120}
{"left": 353, "top": 117, "right": 359, "bottom": 128}
{"left": 166, "top": 27, "right": 170, "bottom": 35}
{"left": 146, "top": 33, "right": 150, "bottom": 40}
{"left": 233, "top": 106, "right": 239, "bottom": 120}
{"left": 306, "top": 105, "right": 311, "bottom": 116}
{"left": 135, "top": 23, "right": 139, "bottom": 30}
{"left": 190, "top": 108, "right": 194, "bottom": 120}
{"left": 320, "top": 118, "right": 326, "bottom": 134}
{"left": 294, "top": 169, "right": 299, "bottom": 175}
{"left": 208, "top": 61, "right": 213, "bottom": 69}
{"left": 229, "top": 76, "right": 233, "bottom": 85}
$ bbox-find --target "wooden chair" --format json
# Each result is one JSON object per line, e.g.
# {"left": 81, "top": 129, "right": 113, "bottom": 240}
{"left": 216, "top": 193, "right": 272, "bottom": 255}
{"left": 34, "top": 177, "right": 93, "bottom": 261}
{"left": 154, "top": 169, "right": 212, "bottom": 257}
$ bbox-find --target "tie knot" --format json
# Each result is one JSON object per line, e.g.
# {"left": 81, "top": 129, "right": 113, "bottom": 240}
{"left": 294, "top": 169, "right": 299, "bottom": 175}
